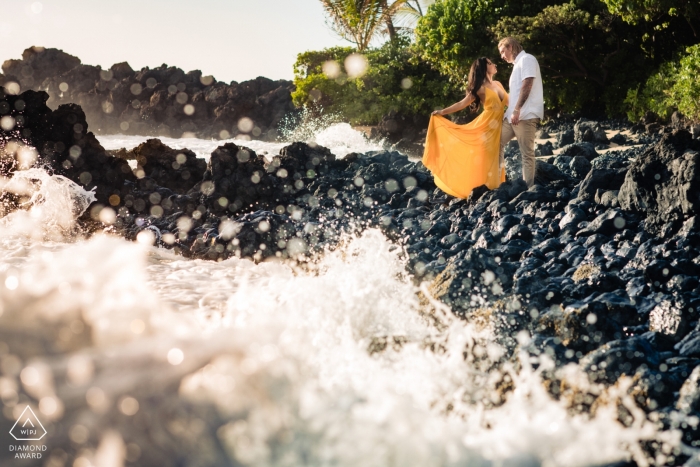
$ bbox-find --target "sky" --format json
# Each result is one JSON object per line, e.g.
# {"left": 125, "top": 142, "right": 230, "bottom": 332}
{"left": 0, "top": 0, "right": 353, "bottom": 83}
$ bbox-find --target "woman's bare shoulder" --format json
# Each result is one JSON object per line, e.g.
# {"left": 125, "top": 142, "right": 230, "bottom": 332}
{"left": 493, "top": 80, "right": 506, "bottom": 90}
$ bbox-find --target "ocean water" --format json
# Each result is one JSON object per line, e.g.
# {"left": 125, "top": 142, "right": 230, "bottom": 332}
{"left": 0, "top": 124, "right": 680, "bottom": 466}
{"left": 97, "top": 122, "right": 384, "bottom": 161}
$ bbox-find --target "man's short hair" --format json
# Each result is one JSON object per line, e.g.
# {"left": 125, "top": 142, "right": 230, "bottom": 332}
{"left": 498, "top": 37, "right": 524, "bottom": 56}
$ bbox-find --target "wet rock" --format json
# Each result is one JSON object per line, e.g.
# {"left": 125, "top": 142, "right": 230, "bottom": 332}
{"left": 556, "top": 129, "right": 574, "bottom": 148}
{"left": 595, "top": 190, "right": 620, "bottom": 208}
{"left": 677, "top": 365, "right": 700, "bottom": 413}
{"left": 193, "top": 143, "right": 276, "bottom": 214}
{"left": 493, "top": 214, "right": 520, "bottom": 236}
{"left": 439, "top": 233, "right": 461, "bottom": 248}
{"left": 574, "top": 119, "right": 609, "bottom": 144}
{"left": 271, "top": 142, "right": 336, "bottom": 182}
{"left": 509, "top": 184, "right": 556, "bottom": 206}
{"left": 504, "top": 144, "right": 522, "bottom": 182}
{"left": 569, "top": 155, "right": 592, "bottom": 179}
{"left": 375, "top": 111, "right": 429, "bottom": 150}
{"left": 493, "top": 178, "right": 528, "bottom": 201}
{"left": 627, "top": 365, "right": 680, "bottom": 412}
{"left": 535, "top": 141, "right": 554, "bottom": 156}
{"left": 667, "top": 275, "right": 700, "bottom": 294}
{"left": 610, "top": 133, "right": 627, "bottom": 145}
{"left": 553, "top": 155, "right": 572, "bottom": 173}
{"left": 578, "top": 169, "right": 626, "bottom": 201}
{"left": 644, "top": 259, "right": 678, "bottom": 284}
{"left": 591, "top": 151, "right": 633, "bottom": 170}
{"left": 502, "top": 224, "right": 533, "bottom": 243}
{"left": 581, "top": 336, "right": 660, "bottom": 383}
{"left": 559, "top": 206, "right": 587, "bottom": 230}
{"left": 559, "top": 142, "right": 599, "bottom": 161}
{"left": 425, "top": 220, "right": 450, "bottom": 237}
{"left": 428, "top": 249, "right": 516, "bottom": 315}
{"left": 618, "top": 131, "right": 700, "bottom": 234}
{"left": 676, "top": 328, "right": 700, "bottom": 358}
{"left": 0, "top": 87, "right": 134, "bottom": 204}
{"left": 534, "top": 160, "right": 568, "bottom": 185}
{"left": 576, "top": 209, "right": 627, "bottom": 237}
{"left": 537, "top": 298, "right": 632, "bottom": 350}
{"left": 123, "top": 138, "right": 206, "bottom": 193}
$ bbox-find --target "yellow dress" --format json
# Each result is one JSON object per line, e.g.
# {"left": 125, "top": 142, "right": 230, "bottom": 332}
{"left": 422, "top": 87, "right": 508, "bottom": 198}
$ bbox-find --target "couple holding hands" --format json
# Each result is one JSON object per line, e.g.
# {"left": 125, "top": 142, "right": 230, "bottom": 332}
{"left": 422, "top": 37, "right": 544, "bottom": 198}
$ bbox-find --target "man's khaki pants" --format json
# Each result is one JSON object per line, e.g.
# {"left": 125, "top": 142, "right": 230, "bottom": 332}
{"left": 500, "top": 118, "right": 540, "bottom": 187}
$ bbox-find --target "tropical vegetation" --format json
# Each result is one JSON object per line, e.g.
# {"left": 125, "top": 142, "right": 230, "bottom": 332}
{"left": 294, "top": 0, "right": 700, "bottom": 125}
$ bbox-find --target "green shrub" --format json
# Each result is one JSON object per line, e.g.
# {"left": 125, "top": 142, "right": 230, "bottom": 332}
{"left": 625, "top": 44, "right": 700, "bottom": 122}
{"left": 413, "top": 0, "right": 496, "bottom": 82}
{"left": 671, "top": 45, "right": 700, "bottom": 121}
{"left": 292, "top": 37, "right": 462, "bottom": 125}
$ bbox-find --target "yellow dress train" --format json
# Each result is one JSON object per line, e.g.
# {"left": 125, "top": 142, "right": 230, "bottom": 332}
{"left": 422, "top": 87, "right": 508, "bottom": 198}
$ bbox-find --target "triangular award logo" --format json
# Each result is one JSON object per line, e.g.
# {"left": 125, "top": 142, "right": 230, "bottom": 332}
{"left": 9, "top": 406, "right": 47, "bottom": 441}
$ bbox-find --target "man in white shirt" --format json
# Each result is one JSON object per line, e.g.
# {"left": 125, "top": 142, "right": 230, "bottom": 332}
{"left": 498, "top": 37, "right": 544, "bottom": 187}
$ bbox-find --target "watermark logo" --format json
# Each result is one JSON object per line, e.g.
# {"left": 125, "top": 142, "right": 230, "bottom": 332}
{"left": 9, "top": 406, "right": 47, "bottom": 441}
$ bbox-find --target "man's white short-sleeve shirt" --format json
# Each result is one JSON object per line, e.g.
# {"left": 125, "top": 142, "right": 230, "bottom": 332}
{"left": 505, "top": 50, "right": 544, "bottom": 122}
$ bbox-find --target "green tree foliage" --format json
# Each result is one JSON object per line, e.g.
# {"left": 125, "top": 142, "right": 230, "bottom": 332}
{"left": 494, "top": 1, "right": 647, "bottom": 114}
{"left": 292, "top": 37, "right": 461, "bottom": 124}
{"left": 600, "top": 0, "right": 698, "bottom": 32}
{"left": 599, "top": 0, "right": 698, "bottom": 61}
{"left": 414, "top": 0, "right": 499, "bottom": 81}
{"left": 413, "top": 0, "right": 562, "bottom": 82}
{"left": 625, "top": 44, "right": 700, "bottom": 122}
{"left": 305, "top": 0, "right": 699, "bottom": 121}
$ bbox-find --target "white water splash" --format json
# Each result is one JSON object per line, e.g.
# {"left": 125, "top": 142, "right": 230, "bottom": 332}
{"left": 3, "top": 231, "right": 656, "bottom": 466}
{"left": 0, "top": 168, "right": 95, "bottom": 240}
{"left": 96, "top": 123, "right": 383, "bottom": 162}
{"left": 313, "top": 123, "right": 383, "bottom": 158}
{"left": 0, "top": 162, "right": 677, "bottom": 466}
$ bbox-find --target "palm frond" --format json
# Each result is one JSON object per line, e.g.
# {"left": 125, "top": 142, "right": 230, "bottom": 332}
{"left": 391, "top": 0, "right": 435, "bottom": 29}
{"left": 319, "top": 0, "right": 429, "bottom": 50}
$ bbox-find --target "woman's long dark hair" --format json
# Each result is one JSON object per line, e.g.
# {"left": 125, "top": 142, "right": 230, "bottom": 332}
{"left": 466, "top": 57, "right": 490, "bottom": 110}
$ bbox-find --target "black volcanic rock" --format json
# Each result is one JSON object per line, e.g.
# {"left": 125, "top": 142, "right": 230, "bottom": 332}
{"left": 374, "top": 110, "right": 430, "bottom": 142}
{"left": 618, "top": 130, "right": 700, "bottom": 234}
{"left": 577, "top": 168, "right": 627, "bottom": 202}
{"left": 268, "top": 142, "right": 336, "bottom": 181}
{"left": 559, "top": 142, "right": 598, "bottom": 161}
{"left": 3, "top": 47, "right": 296, "bottom": 140}
{"left": 574, "top": 119, "right": 609, "bottom": 144}
{"left": 193, "top": 143, "right": 276, "bottom": 215}
{"left": 121, "top": 139, "right": 205, "bottom": 194}
{"left": 2, "top": 46, "right": 81, "bottom": 89}
{"left": 0, "top": 87, "right": 134, "bottom": 204}
{"left": 555, "top": 128, "right": 574, "bottom": 148}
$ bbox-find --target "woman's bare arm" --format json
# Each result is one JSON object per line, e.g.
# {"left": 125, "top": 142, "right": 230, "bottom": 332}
{"left": 432, "top": 92, "right": 476, "bottom": 116}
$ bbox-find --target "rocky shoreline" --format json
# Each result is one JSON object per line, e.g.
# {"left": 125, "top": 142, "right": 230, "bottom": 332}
{"left": 3, "top": 84, "right": 700, "bottom": 464}
{"left": 1, "top": 47, "right": 296, "bottom": 140}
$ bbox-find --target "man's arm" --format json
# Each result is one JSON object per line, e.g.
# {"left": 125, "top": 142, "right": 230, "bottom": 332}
{"left": 511, "top": 77, "right": 534, "bottom": 125}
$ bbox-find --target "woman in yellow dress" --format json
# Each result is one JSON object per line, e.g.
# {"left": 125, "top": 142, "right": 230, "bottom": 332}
{"left": 422, "top": 57, "right": 508, "bottom": 198}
